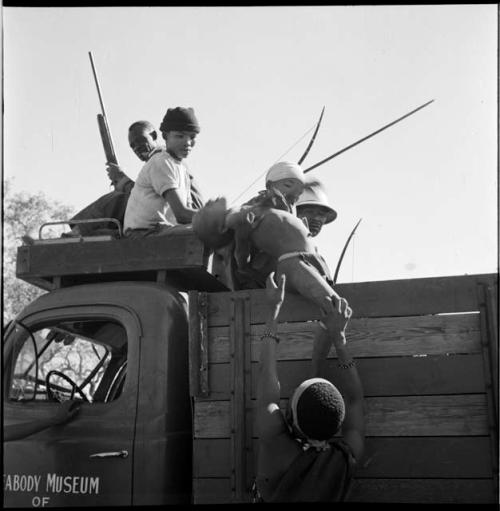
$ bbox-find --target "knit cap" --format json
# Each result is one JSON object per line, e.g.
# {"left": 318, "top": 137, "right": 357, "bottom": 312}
{"left": 160, "top": 107, "right": 200, "bottom": 133}
{"left": 265, "top": 161, "right": 305, "bottom": 184}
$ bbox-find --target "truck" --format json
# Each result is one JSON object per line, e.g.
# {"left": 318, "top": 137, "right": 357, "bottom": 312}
{"left": 3, "top": 224, "right": 499, "bottom": 506}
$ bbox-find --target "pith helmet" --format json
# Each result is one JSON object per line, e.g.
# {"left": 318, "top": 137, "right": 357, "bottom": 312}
{"left": 296, "top": 183, "right": 337, "bottom": 224}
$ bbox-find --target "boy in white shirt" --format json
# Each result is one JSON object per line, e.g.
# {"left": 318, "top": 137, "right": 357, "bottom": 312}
{"left": 124, "top": 107, "right": 202, "bottom": 237}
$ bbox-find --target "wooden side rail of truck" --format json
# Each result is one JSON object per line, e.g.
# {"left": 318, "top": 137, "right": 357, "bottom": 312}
{"left": 3, "top": 229, "right": 498, "bottom": 505}
{"left": 189, "top": 271, "right": 498, "bottom": 504}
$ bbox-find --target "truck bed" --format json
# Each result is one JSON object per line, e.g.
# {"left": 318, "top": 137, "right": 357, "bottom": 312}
{"left": 188, "top": 272, "right": 499, "bottom": 504}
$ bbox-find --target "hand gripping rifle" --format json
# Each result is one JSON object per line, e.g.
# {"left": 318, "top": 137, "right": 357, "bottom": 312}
{"left": 88, "top": 51, "right": 120, "bottom": 188}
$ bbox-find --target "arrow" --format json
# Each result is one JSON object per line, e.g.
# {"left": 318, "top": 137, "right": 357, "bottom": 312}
{"left": 304, "top": 99, "right": 435, "bottom": 174}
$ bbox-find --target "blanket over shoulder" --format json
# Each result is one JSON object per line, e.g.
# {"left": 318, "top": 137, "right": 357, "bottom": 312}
{"left": 260, "top": 439, "right": 357, "bottom": 503}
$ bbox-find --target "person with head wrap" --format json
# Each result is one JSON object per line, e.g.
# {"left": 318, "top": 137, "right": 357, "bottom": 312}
{"left": 253, "top": 272, "right": 364, "bottom": 503}
{"left": 193, "top": 160, "right": 310, "bottom": 288}
{"left": 123, "top": 107, "right": 204, "bottom": 238}
{"left": 192, "top": 160, "right": 345, "bottom": 309}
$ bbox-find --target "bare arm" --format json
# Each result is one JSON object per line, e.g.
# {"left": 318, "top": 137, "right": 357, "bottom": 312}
{"left": 162, "top": 189, "right": 198, "bottom": 224}
{"left": 256, "top": 273, "right": 287, "bottom": 441}
{"left": 312, "top": 297, "right": 365, "bottom": 461}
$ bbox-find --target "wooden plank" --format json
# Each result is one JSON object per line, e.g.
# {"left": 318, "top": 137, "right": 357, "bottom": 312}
{"left": 347, "top": 478, "right": 496, "bottom": 503}
{"left": 192, "top": 477, "right": 496, "bottom": 504}
{"left": 193, "top": 436, "right": 493, "bottom": 479}
{"left": 194, "top": 400, "right": 230, "bottom": 438}
{"left": 192, "top": 478, "right": 231, "bottom": 504}
{"left": 193, "top": 394, "right": 489, "bottom": 438}
{"left": 358, "top": 436, "right": 494, "bottom": 478}
{"left": 207, "top": 313, "right": 481, "bottom": 363}
{"left": 365, "top": 394, "right": 489, "bottom": 436}
{"left": 206, "top": 354, "right": 487, "bottom": 399}
{"left": 205, "top": 273, "right": 497, "bottom": 325}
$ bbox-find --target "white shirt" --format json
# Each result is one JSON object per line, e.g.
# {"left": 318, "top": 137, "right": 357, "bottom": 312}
{"left": 124, "top": 150, "right": 192, "bottom": 230}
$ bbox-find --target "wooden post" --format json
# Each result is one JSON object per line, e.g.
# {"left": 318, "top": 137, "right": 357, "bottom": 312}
{"left": 188, "top": 291, "right": 209, "bottom": 397}
{"left": 229, "top": 294, "right": 251, "bottom": 502}
{"left": 477, "top": 281, "right": 499, "bottom": 498}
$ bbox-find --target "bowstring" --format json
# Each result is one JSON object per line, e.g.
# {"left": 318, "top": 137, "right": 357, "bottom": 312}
{"left": 229, "top": 124, "right": 316, "bottom": 206}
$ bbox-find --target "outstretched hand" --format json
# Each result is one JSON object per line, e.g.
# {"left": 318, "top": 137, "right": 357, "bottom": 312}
{"left": 265, "top": 272, "right": 286, "bottom": 312}
{"left": 320, "top": 295, "right": 352, "bottom": 340}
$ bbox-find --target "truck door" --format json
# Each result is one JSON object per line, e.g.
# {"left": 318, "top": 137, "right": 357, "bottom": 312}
{"left": 3, "top": 304, "right": 141, "bottom": 508}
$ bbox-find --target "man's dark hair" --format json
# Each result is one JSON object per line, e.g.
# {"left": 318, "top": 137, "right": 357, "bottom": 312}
{"left": 128, "top": 120, "right": 155, "bottom": 133}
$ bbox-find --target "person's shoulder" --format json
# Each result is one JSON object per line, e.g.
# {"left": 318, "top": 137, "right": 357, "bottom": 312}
{"left": 330, "top": 438, "right": 358, "bottom": 466}
{"left": 146, "top": 150, "right": 179, "bottom": 173}
{"left": 149, "top": 149, "right": 170, "bottom": 164}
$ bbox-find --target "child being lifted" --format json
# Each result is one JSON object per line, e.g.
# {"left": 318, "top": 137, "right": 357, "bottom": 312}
{"left": 193, "top": 160, "right": 344, "bottom": 320}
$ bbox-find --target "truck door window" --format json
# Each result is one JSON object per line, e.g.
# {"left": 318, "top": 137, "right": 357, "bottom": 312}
{"left": 8, "top": 320, "right": 127, "bottom": 404}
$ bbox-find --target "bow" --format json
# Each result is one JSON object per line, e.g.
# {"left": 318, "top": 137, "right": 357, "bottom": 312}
{"left": 304, "top": 100, "right": 434, "bottom": 174}
{"left": 333, "top": 218, "right": 362, "bottom": 285}
{"left": 297, "top": 106, "right": 325, "bottom": 165}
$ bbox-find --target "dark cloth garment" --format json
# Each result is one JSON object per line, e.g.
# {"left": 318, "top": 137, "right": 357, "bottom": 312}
{"left": 243, "top": 188, "right": 294, "bottom": 213}
{"left": 70, "top": 173, "right": 203, "bottom": 237}
{"left": 123, "top": 223, "right": 193, "bottom": 239}
{"left": 70, "top": 189, "right": 131, "bottom": 236}
{"left": 189, "top": 175, "right": 204, "bottom": 210}
{"left": 257, "top": 439, "right": 356, "bottom": 503}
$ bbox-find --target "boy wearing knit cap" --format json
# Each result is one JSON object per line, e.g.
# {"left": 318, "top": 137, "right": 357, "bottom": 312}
{"left": 124, "top": 107, "right": 204, "bottom": 237}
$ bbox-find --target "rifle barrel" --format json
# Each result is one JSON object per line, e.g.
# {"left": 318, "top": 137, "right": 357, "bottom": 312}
{"left": 89, "top": 51, "right": 118, "bottom": 166}
{"left": 88, "top": 51, "right": 109, "bottom": 119}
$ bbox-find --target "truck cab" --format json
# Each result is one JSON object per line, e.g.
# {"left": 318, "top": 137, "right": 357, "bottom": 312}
{"left": 3, "top": 228, "right": 226, "bottom": 507}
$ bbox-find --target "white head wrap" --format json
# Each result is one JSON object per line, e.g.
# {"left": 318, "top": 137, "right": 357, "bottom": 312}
{"left": 265, "top": 161, "right": 305, "bottom": 184}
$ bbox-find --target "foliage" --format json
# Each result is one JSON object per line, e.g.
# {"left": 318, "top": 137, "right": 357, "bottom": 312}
{"left": 3, "top": 179, "right": 75, "bottom": 323}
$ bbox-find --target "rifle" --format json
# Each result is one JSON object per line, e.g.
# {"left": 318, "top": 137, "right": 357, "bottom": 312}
{"left": 88, "top": 51, "right": 120, "bottom": 187}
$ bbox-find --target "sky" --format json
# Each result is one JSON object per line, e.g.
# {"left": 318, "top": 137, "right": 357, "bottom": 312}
{"left": 3, "top": 5, "right": 498, "bottom": 284}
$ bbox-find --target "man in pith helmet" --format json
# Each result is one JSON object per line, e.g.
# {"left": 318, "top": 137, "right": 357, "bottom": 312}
{"left": 296, "top": 180, "right": 337, "bottom": 237}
